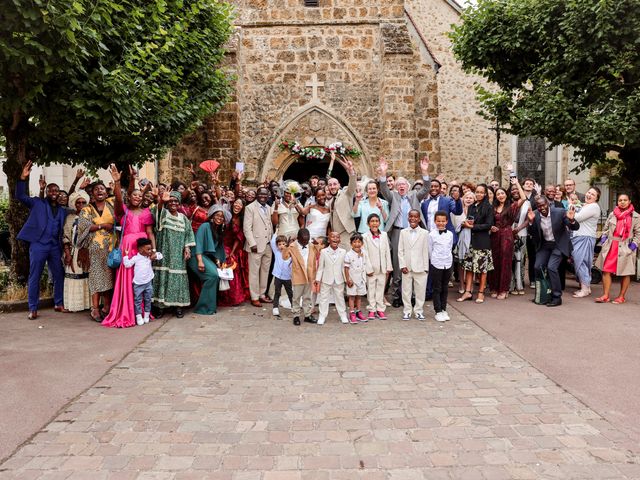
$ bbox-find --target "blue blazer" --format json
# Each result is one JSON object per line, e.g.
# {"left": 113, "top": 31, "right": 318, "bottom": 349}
{"left": 420, "top": 195, "right": 463, "bottom": 242}
{"left": 16, "top": 180, "right": 67, "bottom": 244}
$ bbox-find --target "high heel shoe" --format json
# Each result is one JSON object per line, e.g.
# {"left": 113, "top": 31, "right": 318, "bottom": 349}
{"left": 90, "top": 307, "right": 102, "bottom": 322}
{"left": 475, "top": 293, "right": 485, "bottom": 304}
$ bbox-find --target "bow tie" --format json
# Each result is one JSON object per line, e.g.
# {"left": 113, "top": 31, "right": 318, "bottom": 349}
{"left": 372, "top": 234, "right": 380, "bottom": 239}
{"left": 439, "top": 230, "right": 446, "bottom": 235}
{"left": 301, "top": 246, "right": 307, "bottom": 249}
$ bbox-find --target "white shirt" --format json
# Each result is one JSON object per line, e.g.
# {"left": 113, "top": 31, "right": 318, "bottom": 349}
{"left": 540, "top": 211, "right": 554, "bottom": 242}
{"left": 123, "top": 252, "right": 163, "bottom": 285}
{"left": 297, "top": 242, "right": 310, "bottom": 269}
{"left": 270, "top": 236, "right": 292, "bottom": 280}
{"left": 428, "top": 229, "right": 453, "bottom": 269}
{"left": 344, "top": 250, "right": 366, "bottom": 286}
{"left": 426, "top": 197, "right": 439, "bottom": 231}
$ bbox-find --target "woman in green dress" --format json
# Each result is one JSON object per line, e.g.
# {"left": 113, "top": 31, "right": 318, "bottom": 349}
{"left": 187, "top": 204, "right": 228, "bottom": 315}
{"left": 153, "top": 191, "right": 196, "bottom": 318}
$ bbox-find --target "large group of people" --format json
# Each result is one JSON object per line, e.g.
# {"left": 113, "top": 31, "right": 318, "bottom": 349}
{"left": 15, "top": 151, "right": 640, "bottom": 325}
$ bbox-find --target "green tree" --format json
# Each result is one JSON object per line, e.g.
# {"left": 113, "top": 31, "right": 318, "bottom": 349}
{"left": 1, "top": 0, "right": 233, "bottom": 282}
{"left": 450, "top": 0, "right": 640, "bottom": 201}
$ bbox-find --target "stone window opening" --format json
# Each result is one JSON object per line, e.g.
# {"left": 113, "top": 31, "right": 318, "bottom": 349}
{"left": 304, "top": 0, "right": 319, "bottom": 7}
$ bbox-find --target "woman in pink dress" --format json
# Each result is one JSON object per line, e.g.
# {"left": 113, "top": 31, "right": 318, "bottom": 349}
{"left": 218, "top": 199, "right": 250, "bottom": 307}
{"left": 102, "top": 165, "right": 155, "bottom": 328}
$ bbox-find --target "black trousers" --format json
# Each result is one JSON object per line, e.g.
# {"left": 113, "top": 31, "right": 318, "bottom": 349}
{"left": 430, "top": 265, "right": 453, "bottom": 313}
{"left": 273, "top": 277, "right": 293, "bottom": 307}
{"left": 534, "top": 241, "right": 564, "bottom": 298}
{"left": 526, "top": 235, "right": 537, "bottom": 285}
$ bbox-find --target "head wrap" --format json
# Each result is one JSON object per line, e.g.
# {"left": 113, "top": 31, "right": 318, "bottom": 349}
{"left": 169, "top": 191, "right": 181, "bottom": 201}
{"left": 69, "top": 190, "right": 89, "bottom": 209}
{"left": 207, "top": 204, "right": 231, "bottom": 224}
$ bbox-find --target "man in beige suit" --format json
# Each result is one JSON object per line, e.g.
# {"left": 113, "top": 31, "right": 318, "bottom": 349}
{"left": 398, "top": 209, "right": 430, "bottom": 320}
{"left": 314, "top": 231, "right": 348, "bottom": 325}
{"left": 243, "top": 187, "right": 274, "bottom": 307}
{"left": 327, "top": 153, "right": 357, "bottom": 249}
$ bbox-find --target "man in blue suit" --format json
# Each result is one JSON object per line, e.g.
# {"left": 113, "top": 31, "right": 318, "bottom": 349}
{"left": 16, "top": 161, "right": 67, "bottom": 319}
{"left": 420, "top": 179, "right": 462, "bottom": 299}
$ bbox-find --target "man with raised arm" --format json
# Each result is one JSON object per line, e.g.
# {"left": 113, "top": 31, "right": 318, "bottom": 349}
{"left": 326, "top": 152, "right": 358, "bottom": 249}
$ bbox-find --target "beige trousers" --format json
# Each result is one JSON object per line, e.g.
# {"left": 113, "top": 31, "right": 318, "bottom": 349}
{"left": 292, "top": 283, "right": 313, "bottom": 318}
{"left": 318, "top": 282, "right": 347, "bottom": 324}
{"left": 248, "top": 249, "right": 273, "bottom": 301}
{"left": 402, "top": 271, "right": 427, "bottom": 316}
{"left": 366, "top": 273, "right": 387, "bottom": 312}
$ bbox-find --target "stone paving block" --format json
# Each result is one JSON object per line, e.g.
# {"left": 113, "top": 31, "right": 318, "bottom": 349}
{"left": 1, "top": 309, "right": 639, "bottom": 479}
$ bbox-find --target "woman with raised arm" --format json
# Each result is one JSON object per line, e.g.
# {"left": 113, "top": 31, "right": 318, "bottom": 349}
{"left": 77, "top": 181, "right": 116, "bottom": 322}
{"left": 62, "top": 191, "right": 91, "bottom": 312}
{"left": 102, "top": 165, "right": 155, "bottom": 328}
{"left": 452, "top": 190, "right": 475, "bottom": 294}
{"left": 300, "top": 188, "right": 331, "bottom": 241}
{"left": 571, "top": 187, "right": 601, "bottom": 298}
{"left": 352, "top": 180, "right": 389, "bottom": 234}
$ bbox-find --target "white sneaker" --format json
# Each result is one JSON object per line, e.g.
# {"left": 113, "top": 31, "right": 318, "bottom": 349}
{"left": 279, "top": 297, "right": 292, "bottom": 309}
{"left": 317, "top": 316, "right": 326, "bottom": 325}
{"left": 402, "top": 313, "right": 411, "bottom": 321}
{"left": 143, "top": 313, "right": 150, "bottom": 324}
{"left": 434, "top": 312, "right": 446, "bottom": 322}
{"left": 441, "top": 311, "right": 451, "bottom": 321}
{"left": 272, "top": 307, "right": 280, "bottom": 316}
{"left": 339, "top": 315, "right": 349, "bottom": 324}
{"left": 136, "top": 314, "right": 144, "bottom": 326}
{"left": 415, "top": 312, "right": 426, "bottom": 320}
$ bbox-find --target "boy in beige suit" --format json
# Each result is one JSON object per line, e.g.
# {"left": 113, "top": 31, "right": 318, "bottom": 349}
{"left": 363, "top": 213, "right": 393, "bottom": 320}
{"left": 314, "top": 231, "right": 348, "bottom": 325}
{"left": 243, "top": 187, "right": 274, "bottom": 307}
{"left": 282, "top": 228, "right": 320, "bottom": 326}
{"left": 398, "top": 209, "right": 430, "bottom": 320}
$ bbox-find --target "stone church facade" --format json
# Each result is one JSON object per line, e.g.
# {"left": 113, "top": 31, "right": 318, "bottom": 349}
{"left": 161, "top": 0, "right": 512, "bottom": 185}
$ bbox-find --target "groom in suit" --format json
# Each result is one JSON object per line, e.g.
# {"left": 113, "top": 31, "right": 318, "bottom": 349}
{"left": 378, "top": 156, "right": 430, "bottom": 307}
{"left": 327, "top": 153, "right": 357, "bottom": 249}
{"left": 16, "top": 161, "right": 67, "bottom": 319}
{"left": 243, "top": 186, "right": 274, "bottom": 307}
{"left": 527, "top": 195, "right": 579, "bottom": 306}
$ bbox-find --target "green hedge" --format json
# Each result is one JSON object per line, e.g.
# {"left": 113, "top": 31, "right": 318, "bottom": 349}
{"left": 0, "top": 198, "right": 8, "bottom": 231}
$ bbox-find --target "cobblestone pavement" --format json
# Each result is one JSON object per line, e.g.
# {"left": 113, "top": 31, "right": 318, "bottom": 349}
{"left": 2, "top": 305, "right": 639, "bottom": 480}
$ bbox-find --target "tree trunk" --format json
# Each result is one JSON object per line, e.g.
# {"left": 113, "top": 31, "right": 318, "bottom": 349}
{"left": 619, "top": 147, "right": 640, "bottom": 206}
{"left": 2, "top": 114, "right": 31, "bottom": 285}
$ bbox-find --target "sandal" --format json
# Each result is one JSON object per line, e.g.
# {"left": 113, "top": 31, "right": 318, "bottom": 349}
{"left": 475, "top": 293, "right": 485, "bottom": 304}
{"left": 457, "top": 291, "right": 473, "bottom": 302}
{"left": 497, "top": 293, "right": 507, "bottom": 300}
{"left": 90, "top": 307, "right": 102, "bottom": 322}
{"left": 611, "top": 296, "right": 626, "bottom": 305}
{"left": 594, "top": 295, "right": 610, "bottom": 303}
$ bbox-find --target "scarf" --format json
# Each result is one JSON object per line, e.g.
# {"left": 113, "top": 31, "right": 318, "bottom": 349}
{"left": 613, "top": 204, "right": 635, "bottom": 239}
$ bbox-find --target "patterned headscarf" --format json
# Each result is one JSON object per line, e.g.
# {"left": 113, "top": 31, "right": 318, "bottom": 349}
{"left": 169, "top": 191, "right": 182, "bottom": 202}
{"left": 69, "top": 190, "right": 89, "bottom": 210}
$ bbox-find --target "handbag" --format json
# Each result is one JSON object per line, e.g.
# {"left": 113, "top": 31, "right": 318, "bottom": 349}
{"left": 534, "top": 270, "right": 552, "bottom": 305}
{"left": 218, "top": 267, "right": 234, "bottom": 281}
{"left": 218, "top": 279, "right": 231, "bottom": 291}
{"left": 107, "top": 212, "right": 127, "bottom": 269}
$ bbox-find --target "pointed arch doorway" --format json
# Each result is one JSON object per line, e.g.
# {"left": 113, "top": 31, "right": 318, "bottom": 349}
{"left": 281, "top": 153, "right": 349, "bottom": 185}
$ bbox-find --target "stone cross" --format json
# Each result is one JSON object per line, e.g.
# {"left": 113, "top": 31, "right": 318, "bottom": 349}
{"left": 305, "top": 73, "right": 324, "bottom": 100}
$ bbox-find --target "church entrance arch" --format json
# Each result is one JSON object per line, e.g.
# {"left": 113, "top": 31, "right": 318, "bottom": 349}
{"left": 260, "top": 103, "right": 371, "bottom": 185}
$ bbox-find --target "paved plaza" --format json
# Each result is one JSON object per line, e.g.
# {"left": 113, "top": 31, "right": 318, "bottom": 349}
{"left": 2, "top": 300, "right": 640, "bottom": 480}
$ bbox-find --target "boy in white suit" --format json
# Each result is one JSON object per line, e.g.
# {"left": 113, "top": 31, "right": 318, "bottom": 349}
{"left": 363, "top": 213, "right": 392, "bottom": 320}
{"left": 398, "top": 209, "right": 430, "bottom": 320}
{"left": 314, "top": 231, "right": 348, "bottom": 325}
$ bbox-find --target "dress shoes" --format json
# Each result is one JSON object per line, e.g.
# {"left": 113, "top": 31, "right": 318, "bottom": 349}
{"left": 175, "top": 308, "right": 184, "bottom": 318}
{"left": 391, "top": 299, "right": 402, "bottom": 308}
{"left": 259, "top": 296, "right": 272, "bottom": 303}
{"left": 28, "top": 311, "right": 38, "bottom": 320}
{"left": 293, "top": 316, "right": 301, "bottom": 326}
{"left": 547, "top": 297, "right": 562, "bottom": 307}
{"left": 304, "top": 315, "right": 318, "bottom": 324}
{"left": 54, "top": 305, "right": 65, "bottom": 313}
{"left": 251, "top": 299, "right": 262, "bottom": 307}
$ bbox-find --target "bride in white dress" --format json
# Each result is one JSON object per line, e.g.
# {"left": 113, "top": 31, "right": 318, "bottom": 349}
{"left": 302, "top": 188, "right": 330, "bottom": 240}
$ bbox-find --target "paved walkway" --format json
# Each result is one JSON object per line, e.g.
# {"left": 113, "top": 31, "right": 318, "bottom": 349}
{"left": 1, "top": 304, "right": 640, "bottom": 479}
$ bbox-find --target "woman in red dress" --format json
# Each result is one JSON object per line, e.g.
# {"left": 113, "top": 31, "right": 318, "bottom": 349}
{"left": 488, "top": 179, "right": 525, "bottom": 300}
{"left": 190, "top": 192, "right": 213, "bottom": 233}
{"left": 218, "top": 199, "right": 250, "bottom": 306}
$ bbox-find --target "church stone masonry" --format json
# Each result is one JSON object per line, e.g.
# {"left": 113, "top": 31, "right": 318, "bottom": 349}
{"left": 164, "top": 0, "right": 512, "bottom": 184}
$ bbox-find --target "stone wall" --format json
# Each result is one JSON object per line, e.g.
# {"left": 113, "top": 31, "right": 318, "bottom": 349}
{"left": 404, "top": 0, "right": 513, "bottom": 183}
